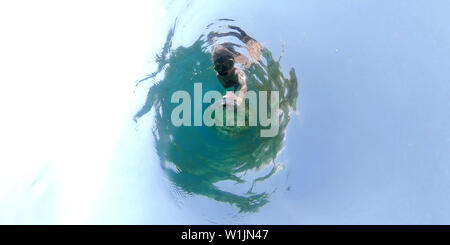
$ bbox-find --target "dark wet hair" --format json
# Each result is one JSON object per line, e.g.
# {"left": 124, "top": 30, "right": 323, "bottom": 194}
{"left": 212, "top": 45, "right": 235, "bottom": 75}
{"left": 214, "top": 56, "right": 234, "bottom": 75}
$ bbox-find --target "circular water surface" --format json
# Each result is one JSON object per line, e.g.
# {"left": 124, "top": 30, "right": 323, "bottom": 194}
{"left": 134, "top": 20, "right": 298, "bottom": 214}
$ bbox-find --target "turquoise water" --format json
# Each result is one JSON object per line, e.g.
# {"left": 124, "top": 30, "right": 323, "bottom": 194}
{"left": 134, "top": 21, "right": 298, "bottom": 213}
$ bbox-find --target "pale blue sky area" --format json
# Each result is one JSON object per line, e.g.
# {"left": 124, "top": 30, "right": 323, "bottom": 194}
{"left": 237, "top": 0, "right": 450, "bottom": 224}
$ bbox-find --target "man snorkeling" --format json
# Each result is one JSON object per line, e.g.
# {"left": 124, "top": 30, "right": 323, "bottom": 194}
{"left": 210, "top": 26, "right": 263, "bottom": 107}
{"left": 212, "top": 44, "right": 248, "bottom": 106}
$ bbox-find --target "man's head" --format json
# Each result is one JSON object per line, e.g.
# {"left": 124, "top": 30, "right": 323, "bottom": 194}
{"left": 212, "top": 45, "right": 235, "bottom": 76}
{"left": 214, "top": 55, "right": 234, "bottom": 76}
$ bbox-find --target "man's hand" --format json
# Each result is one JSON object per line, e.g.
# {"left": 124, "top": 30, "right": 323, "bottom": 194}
{"left": 235, "top": 96, "right": 243, "bottom": 106}
{"left": 223, "top": 92, "right": 243, "bottom": 107}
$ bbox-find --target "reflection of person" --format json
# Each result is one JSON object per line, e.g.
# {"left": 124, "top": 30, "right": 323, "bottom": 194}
{"left": 211, "top": 26, "right": 263, "bottom": 106}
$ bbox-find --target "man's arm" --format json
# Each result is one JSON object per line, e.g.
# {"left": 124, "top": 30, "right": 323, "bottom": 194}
{"left": 220, "top": 68, "right": 247, "bottom": 106}
{"left": 235, "top": 68, "right": 247, "bottom": 106}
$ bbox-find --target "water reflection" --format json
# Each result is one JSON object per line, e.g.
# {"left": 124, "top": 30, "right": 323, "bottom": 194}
{"left": 135, "top": 20, "right": 298, "bottom": 212}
